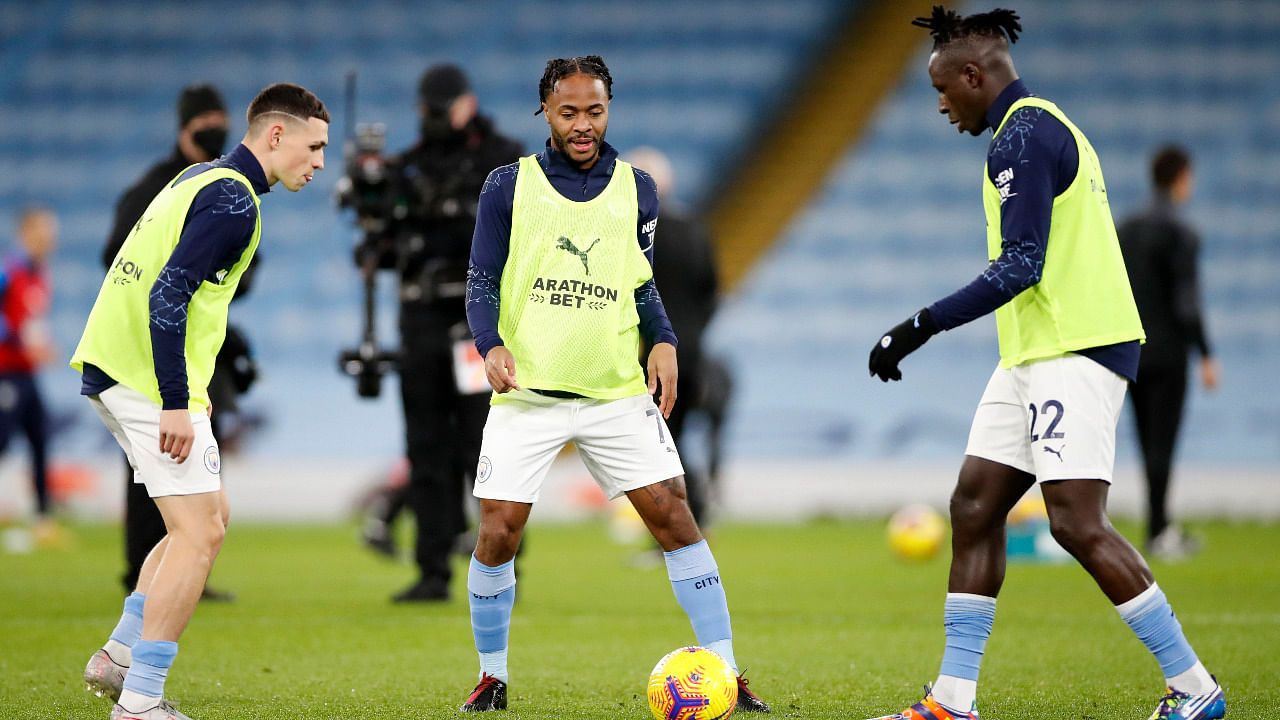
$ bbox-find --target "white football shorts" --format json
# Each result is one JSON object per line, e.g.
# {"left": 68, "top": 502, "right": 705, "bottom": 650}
{"left": 88, "top": 383, "right": 221, "bottom": 497}
{"left": 964, "top": 353, "right": 1128, "bottom": 483}
{"left": 474, "top": 390, "right": 684, "bottom": 503}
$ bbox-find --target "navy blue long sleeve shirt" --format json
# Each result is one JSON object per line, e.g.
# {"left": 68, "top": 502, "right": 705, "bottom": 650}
{"left": 82, "top": 143, "right": 268, "bottom": 407}
{"left": 465, "top": 140, "right": 677, "bottom": 359}
{"left": 927, "top": 79, "right": 1140, "bottom": 380}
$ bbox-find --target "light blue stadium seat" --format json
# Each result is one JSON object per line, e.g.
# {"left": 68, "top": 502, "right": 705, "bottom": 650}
{"left": 710, "top": 0, "right": 1280, "bottom": 464}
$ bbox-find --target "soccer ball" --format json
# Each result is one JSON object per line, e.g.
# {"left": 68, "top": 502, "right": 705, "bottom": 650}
{"left": 887, "top": 504, "right": 946, "bottom": 561}
{"left": 647, "top": 646, "right": 738, "bottom": 720}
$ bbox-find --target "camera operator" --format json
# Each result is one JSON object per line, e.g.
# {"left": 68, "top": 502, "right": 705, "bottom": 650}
{"left": 365, "top": 65, "right": 522, "bottom": 602}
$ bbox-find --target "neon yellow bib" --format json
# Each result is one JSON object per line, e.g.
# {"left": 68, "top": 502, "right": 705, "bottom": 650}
{"left": 984, "top": 97, "right": 1144, "bottom": 368}
{"left": 72, "top": 167, "right": 261, "bottom": 410}
{"left": 497, "top": 155, "right": 650, "bottom": 400}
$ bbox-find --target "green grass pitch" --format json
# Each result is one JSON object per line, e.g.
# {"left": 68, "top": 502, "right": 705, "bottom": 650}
{"left": 2, "top": 517, "right": 1275, "bottom": 718}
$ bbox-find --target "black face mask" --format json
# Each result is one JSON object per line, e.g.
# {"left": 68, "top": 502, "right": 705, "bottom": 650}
{"left": 420, "top": 108, "right": 464, "bottom": 145}
{"left": 192, "top": 127, "right": 228, "bottom": 159}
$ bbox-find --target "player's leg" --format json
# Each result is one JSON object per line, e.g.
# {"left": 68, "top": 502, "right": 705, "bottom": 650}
{"left": 462, "top": 392, "right": 566, "bottom": 711}
{"left": 86, "top": 386, "right": 221, "bottom": 717}
{"left": 1034, "top": 356, "right": 1222, "bottom": 719}
{"left": 920, "top": 456, "right": 1032, "bottom": 718}
{"left": 1041, "top": 478, "right": 1222, "bottom": 717}
{"left": 459, "top": 498, "right": 529, "bottom": 712}
{"left": 85, "top": 392, "right": 147, "bottom": 700}
{"left": 114, "top": 489, "right": 224, "bottom": 713}
{"left": 97, "top": 486, "right": 170, "bottom": 698}
{"left": 577, "top": 393, "right": 768, "bottom": 712}
{"left": 1042, "top": 479, "right": 1151, "bottom": 600}
{"left": 871, "top": 367, "right": 1034, "bottom": 720}
{"left": 625, "top": 476, "right": 732, "bottom": 661}
{"left": 933, "top": 369, "right": 1036, "bottom": 717}
{"left": 625, "top": 477, "right": 770, "bottom": 713}
{"left": 948, "top": 456, "right": 1034, "bottom": 596}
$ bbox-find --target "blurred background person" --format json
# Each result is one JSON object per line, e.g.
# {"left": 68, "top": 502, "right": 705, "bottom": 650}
{"left": 0, "top": 206, "right": 60, "bottom": 545}
{"left": 352, "top": 64, "right": 523, "bottom": 602}
{"left": 103, "top": 84, "right": 247, "bottom": 600}
{"left": 1118, "top": 145, "right": 1220, "bottom": 561}
{"left": 623, "top": 146, "right": 726, "bottom": 527}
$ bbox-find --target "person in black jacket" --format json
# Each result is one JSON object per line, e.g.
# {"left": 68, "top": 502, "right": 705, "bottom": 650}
{"left": 623, "top": 146, "right": 725, "bottom": 527}
{"left": 360, "top": 65, "right": 524, "bottom": 602}
{"left": 103, "top": 84, "right": 250, "bottom": 599}
{"left": 1118, "top": 145, "right": 1220, "bottom": 560}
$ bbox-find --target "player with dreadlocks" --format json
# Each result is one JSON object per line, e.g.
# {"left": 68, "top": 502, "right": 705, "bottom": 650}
{"left": 865, "top": 7, "right": 1224, "bottom": 720}
{"left": 458, "top": 55, "right": 769, "bottom": 713}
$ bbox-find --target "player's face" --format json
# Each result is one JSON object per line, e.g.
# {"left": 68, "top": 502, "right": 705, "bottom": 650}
{"left": 543, "top": 73, "right": 609, "bottom": 169}
{"left": 928, "top": 51, "right": 986, "bottom": 137}
{"left": 270, "top": 117, "right": 329, "bottom": 192}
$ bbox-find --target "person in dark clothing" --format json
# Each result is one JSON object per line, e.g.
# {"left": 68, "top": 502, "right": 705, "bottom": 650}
{"left": 622, "top": 146, "right": 723, "bottom": 525}
{"left": 361, "top": 65, "right": 523, "bottom": 603}
{"left": 1118, "top": 145, "right": 1219, "bottom": 560}
{"left": 103, "top": 84, "right": 245, "bottom": 600}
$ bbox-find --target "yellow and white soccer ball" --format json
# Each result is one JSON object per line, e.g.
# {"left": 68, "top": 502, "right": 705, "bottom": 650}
{"left": 647, "top": 646, "right": 738, "bottom": 720}
{"left": 887, "top": 504, "right": 946, "bottom": 561}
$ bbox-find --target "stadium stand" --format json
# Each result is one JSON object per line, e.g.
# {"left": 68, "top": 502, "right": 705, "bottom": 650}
{"left": 0, "top": 0, "right": 854, "bottom": 459}
{"left": 708, "top": 0, "right": 1280, "bottom": 465}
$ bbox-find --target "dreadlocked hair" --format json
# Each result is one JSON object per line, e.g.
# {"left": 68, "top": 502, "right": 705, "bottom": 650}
{"left": 535, "top": 55, "right": 613, "bottom": 115}
{"left": 911, "top": 6, "right": 1022, "bottom": 47}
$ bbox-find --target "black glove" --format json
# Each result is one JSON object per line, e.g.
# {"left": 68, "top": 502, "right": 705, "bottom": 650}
{"left": 868, "top": 308, "right": 939, "bottom": 382}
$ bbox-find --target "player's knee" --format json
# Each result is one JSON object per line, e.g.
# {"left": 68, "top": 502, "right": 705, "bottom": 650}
{"left": 170, "top": 516, "right": 224, "bottom": 565}
{"left": 661, "top": 525, "right": 703, "bottom": 551}
{"left": 1047, "top": 515, "right": 1103, "bottom": 555}
{"left": 663, "top": 475, "right": 690, "bottom": 504}
{"left": 646, "top": 507, "right": 701, "bottom": 551}
{"left": 476, "top": 513, "right": 524, "bottom": 560}
{"left": 202, "top": 515, "right": 227, "bottom": 553}
{"left": 948, "top": 490, "right": 992, "bottom": 536}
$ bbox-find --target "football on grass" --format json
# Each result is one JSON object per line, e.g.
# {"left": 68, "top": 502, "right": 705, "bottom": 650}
{"left": 647, "top": 646, "right": 738, "bottom": 719}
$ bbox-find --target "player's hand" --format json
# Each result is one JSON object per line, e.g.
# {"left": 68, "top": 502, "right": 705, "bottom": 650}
{"left": 647, "top": 342, "right": 678, "bottom": 418}
{"left": 159, "top": 408, "right": 195, "bottom": 463}
{"left": 868, "top": 307, "right": 939, "bottom": 382}
{"left": 484, "top": 345, "right": 521, "bottom": 394}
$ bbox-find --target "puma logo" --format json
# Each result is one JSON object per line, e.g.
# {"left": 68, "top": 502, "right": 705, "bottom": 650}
{"left": 1043, "top": 445, "right": 1065, "bottom": 461}
{"left": 556, "top": 236, "right": 600, "bottom": 275}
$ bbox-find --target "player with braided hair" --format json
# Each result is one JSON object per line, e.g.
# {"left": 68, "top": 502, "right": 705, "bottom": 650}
{"left": 535, "top": 55, "right": 613, "bottom": 114}
{"left": 866, "top": 7, "right": 1223, "bottom": 720}
{"left": 457, "top": 55, "right": 769, "bottom": 713}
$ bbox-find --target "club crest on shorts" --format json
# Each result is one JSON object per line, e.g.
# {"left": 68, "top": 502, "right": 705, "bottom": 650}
{"left": 476, "top": 455, "right": 492, "bottom": 483}
{"left": 203, "top": 446, "right": 221, "bottom": 474}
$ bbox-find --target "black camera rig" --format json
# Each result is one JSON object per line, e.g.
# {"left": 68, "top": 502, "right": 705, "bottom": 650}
{"left": 335, "top": 73, "right": 399, "bottom": 398}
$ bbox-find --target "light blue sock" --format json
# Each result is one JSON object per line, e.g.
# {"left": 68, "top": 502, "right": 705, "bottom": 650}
{"left": 938, "top": 593, "right": 997, "bottom": 682}
{"left": 1117, "top": 584, "right": 1199, "bottom": 678}
{"left": 468, "top": 556, "right": 515, "bottom": 683}
{"left": 107, "top": 592, "right": 145, "bottom": 650}
{"left": 122, "top": 639, "right": 177, "bottom": 699}
{"left": 664, "top": 540, "right": 736, "bottom": 672}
